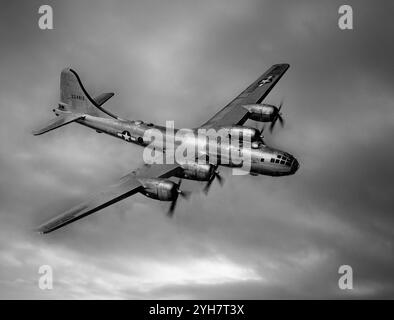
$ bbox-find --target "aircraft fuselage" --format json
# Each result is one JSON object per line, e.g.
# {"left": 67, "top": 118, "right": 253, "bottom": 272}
{"left": 77, "top": 114, "right": 299, "bottom": 177}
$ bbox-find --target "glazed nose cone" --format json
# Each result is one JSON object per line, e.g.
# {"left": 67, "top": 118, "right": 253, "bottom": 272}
{"left": 290, "top": 158, "right": 299, "bottom": 174}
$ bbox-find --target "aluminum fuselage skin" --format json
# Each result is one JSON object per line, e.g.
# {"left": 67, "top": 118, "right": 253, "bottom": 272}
{"left": 77, "top": 114, "right": 299, "bottom": 177}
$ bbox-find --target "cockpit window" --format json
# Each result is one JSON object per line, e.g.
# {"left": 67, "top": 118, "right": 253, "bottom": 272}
{"left": 275, "top": 159, "right": 280, "bottom": 163}
{"left": 261, "top": 158, "right": 264, "bottom": 162}
{"left": 271, "top": 158, "right": 275, "bottom": 163}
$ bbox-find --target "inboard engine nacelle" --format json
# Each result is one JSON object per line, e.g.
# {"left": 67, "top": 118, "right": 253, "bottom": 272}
{"left": 221, "top": 125, "right": 262, "bottom": 141}
{"left": 175, "top": 162, "right": 214, "bottom": 181}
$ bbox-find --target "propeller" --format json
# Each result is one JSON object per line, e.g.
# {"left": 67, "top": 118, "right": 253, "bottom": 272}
{"left": 203, "top": 165, "right": 224, "bottom": 195}
{"left": 269, "top": 100, "right": 285, "bottom": 132}
{"left": 259, "top": 124, "right": 266, "bottom": 143}
{"left": 168, "top": 179, "right": 191, "bottom": 216}
{"left": 252, "top": 122, "right": 266, "bottom": 144}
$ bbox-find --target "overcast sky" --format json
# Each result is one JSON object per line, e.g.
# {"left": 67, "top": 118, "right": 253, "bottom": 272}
{"left": 0, "top": 0, "right": 393, "bottom": 299}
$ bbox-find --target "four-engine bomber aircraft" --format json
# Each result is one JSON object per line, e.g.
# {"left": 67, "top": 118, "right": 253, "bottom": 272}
{"left": 33, "top": 63, "right": 299, "bottom": 234}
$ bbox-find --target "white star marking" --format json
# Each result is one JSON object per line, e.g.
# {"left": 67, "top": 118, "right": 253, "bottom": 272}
{"left": 122, "top": 131, "right": 131, "bottom": 141}
{"left": 258, "top": 75, "right": 273, "bottom": 86}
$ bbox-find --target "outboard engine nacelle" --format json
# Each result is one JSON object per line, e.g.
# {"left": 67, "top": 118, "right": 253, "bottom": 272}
{"left": 242, "top": 104, "right": 276, "bottom": 122}
{"left": 138, "top": 178, "right": 178, "bottom": 201}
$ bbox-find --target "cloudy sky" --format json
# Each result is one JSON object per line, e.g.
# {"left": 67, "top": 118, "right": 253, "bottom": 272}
{"left": 0, "top": 0, "right": 393, "bottom": 299}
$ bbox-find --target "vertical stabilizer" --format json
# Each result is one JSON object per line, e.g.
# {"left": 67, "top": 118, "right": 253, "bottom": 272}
{"left": 60, "top": 68, "right": 101, "bottom": 116}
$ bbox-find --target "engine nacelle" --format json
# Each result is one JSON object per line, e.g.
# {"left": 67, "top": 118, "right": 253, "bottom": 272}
{"left": 138, "top": 178, "right": 178, "bottom": 201}
{"left": 221, "top": 125, "right": 261, "bottom": 141}
{"left": 243, "top": 104, "right": 276, "bottom": 122}
{"left": 175, "top": 162, "right": 213, "bottom": 181}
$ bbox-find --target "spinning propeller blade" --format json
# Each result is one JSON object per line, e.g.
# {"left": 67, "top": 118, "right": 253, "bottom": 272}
{"left": 269, "top": 99, "right": 285, "bottom": 132}
{"left": 252, "top": 122, "right": 266, "bottom": 144}
{"left": 203, "top": 165, "right": 224, "bottom": 195}
{"left": 168, "top": 179, "right": 191, "bottom": 216}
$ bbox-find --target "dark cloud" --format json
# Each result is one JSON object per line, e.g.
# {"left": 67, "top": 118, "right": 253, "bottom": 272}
{"left": 0, "top": 0, "right": 393, "bottom": 299}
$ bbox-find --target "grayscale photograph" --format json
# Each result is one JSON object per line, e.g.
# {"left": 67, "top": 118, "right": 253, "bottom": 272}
{"left": 0, "top": 0, "right": 393, "bottom": 303}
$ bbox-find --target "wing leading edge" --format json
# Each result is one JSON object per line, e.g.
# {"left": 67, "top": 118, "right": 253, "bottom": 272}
{"left": 200, "top": 63, "right": 290, "bottom": 129}
{"left": 32, "top": 113, "right": 85, "bottom": 136}
{"left": 36, "top": 163, "right": 180, "bottom": 234}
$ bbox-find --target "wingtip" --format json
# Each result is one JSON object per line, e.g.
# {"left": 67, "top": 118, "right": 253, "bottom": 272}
{"left": 273, "top": 63, "right": 290, "bottom": 68}
{"left": 32, "top": 225, "right": 46, "bottom": 235}
{"left": 32, "top": 130, "right": 42, "bottom": 136}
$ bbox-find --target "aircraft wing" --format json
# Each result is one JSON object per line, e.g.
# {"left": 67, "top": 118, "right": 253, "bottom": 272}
{"left": 200, "top": 63, "right": 289, "bottom": 129}
{"left": 36, "top": 163, "right": 180, "bottom": 234}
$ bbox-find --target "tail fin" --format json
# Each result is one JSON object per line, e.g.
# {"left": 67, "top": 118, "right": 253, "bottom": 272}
{"left": 32, "top": 68, "right": 119, "bottom": 136}
{"left": 60, "top": 68, "right": 119, "bottom": 119}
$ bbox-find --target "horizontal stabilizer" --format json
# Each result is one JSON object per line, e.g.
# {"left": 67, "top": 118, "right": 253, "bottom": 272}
{"left": 94, "top": 92, "right": 114, "bottom": 106}
{"left": 32, "top": 113, "right": 84, "bottom": 136}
